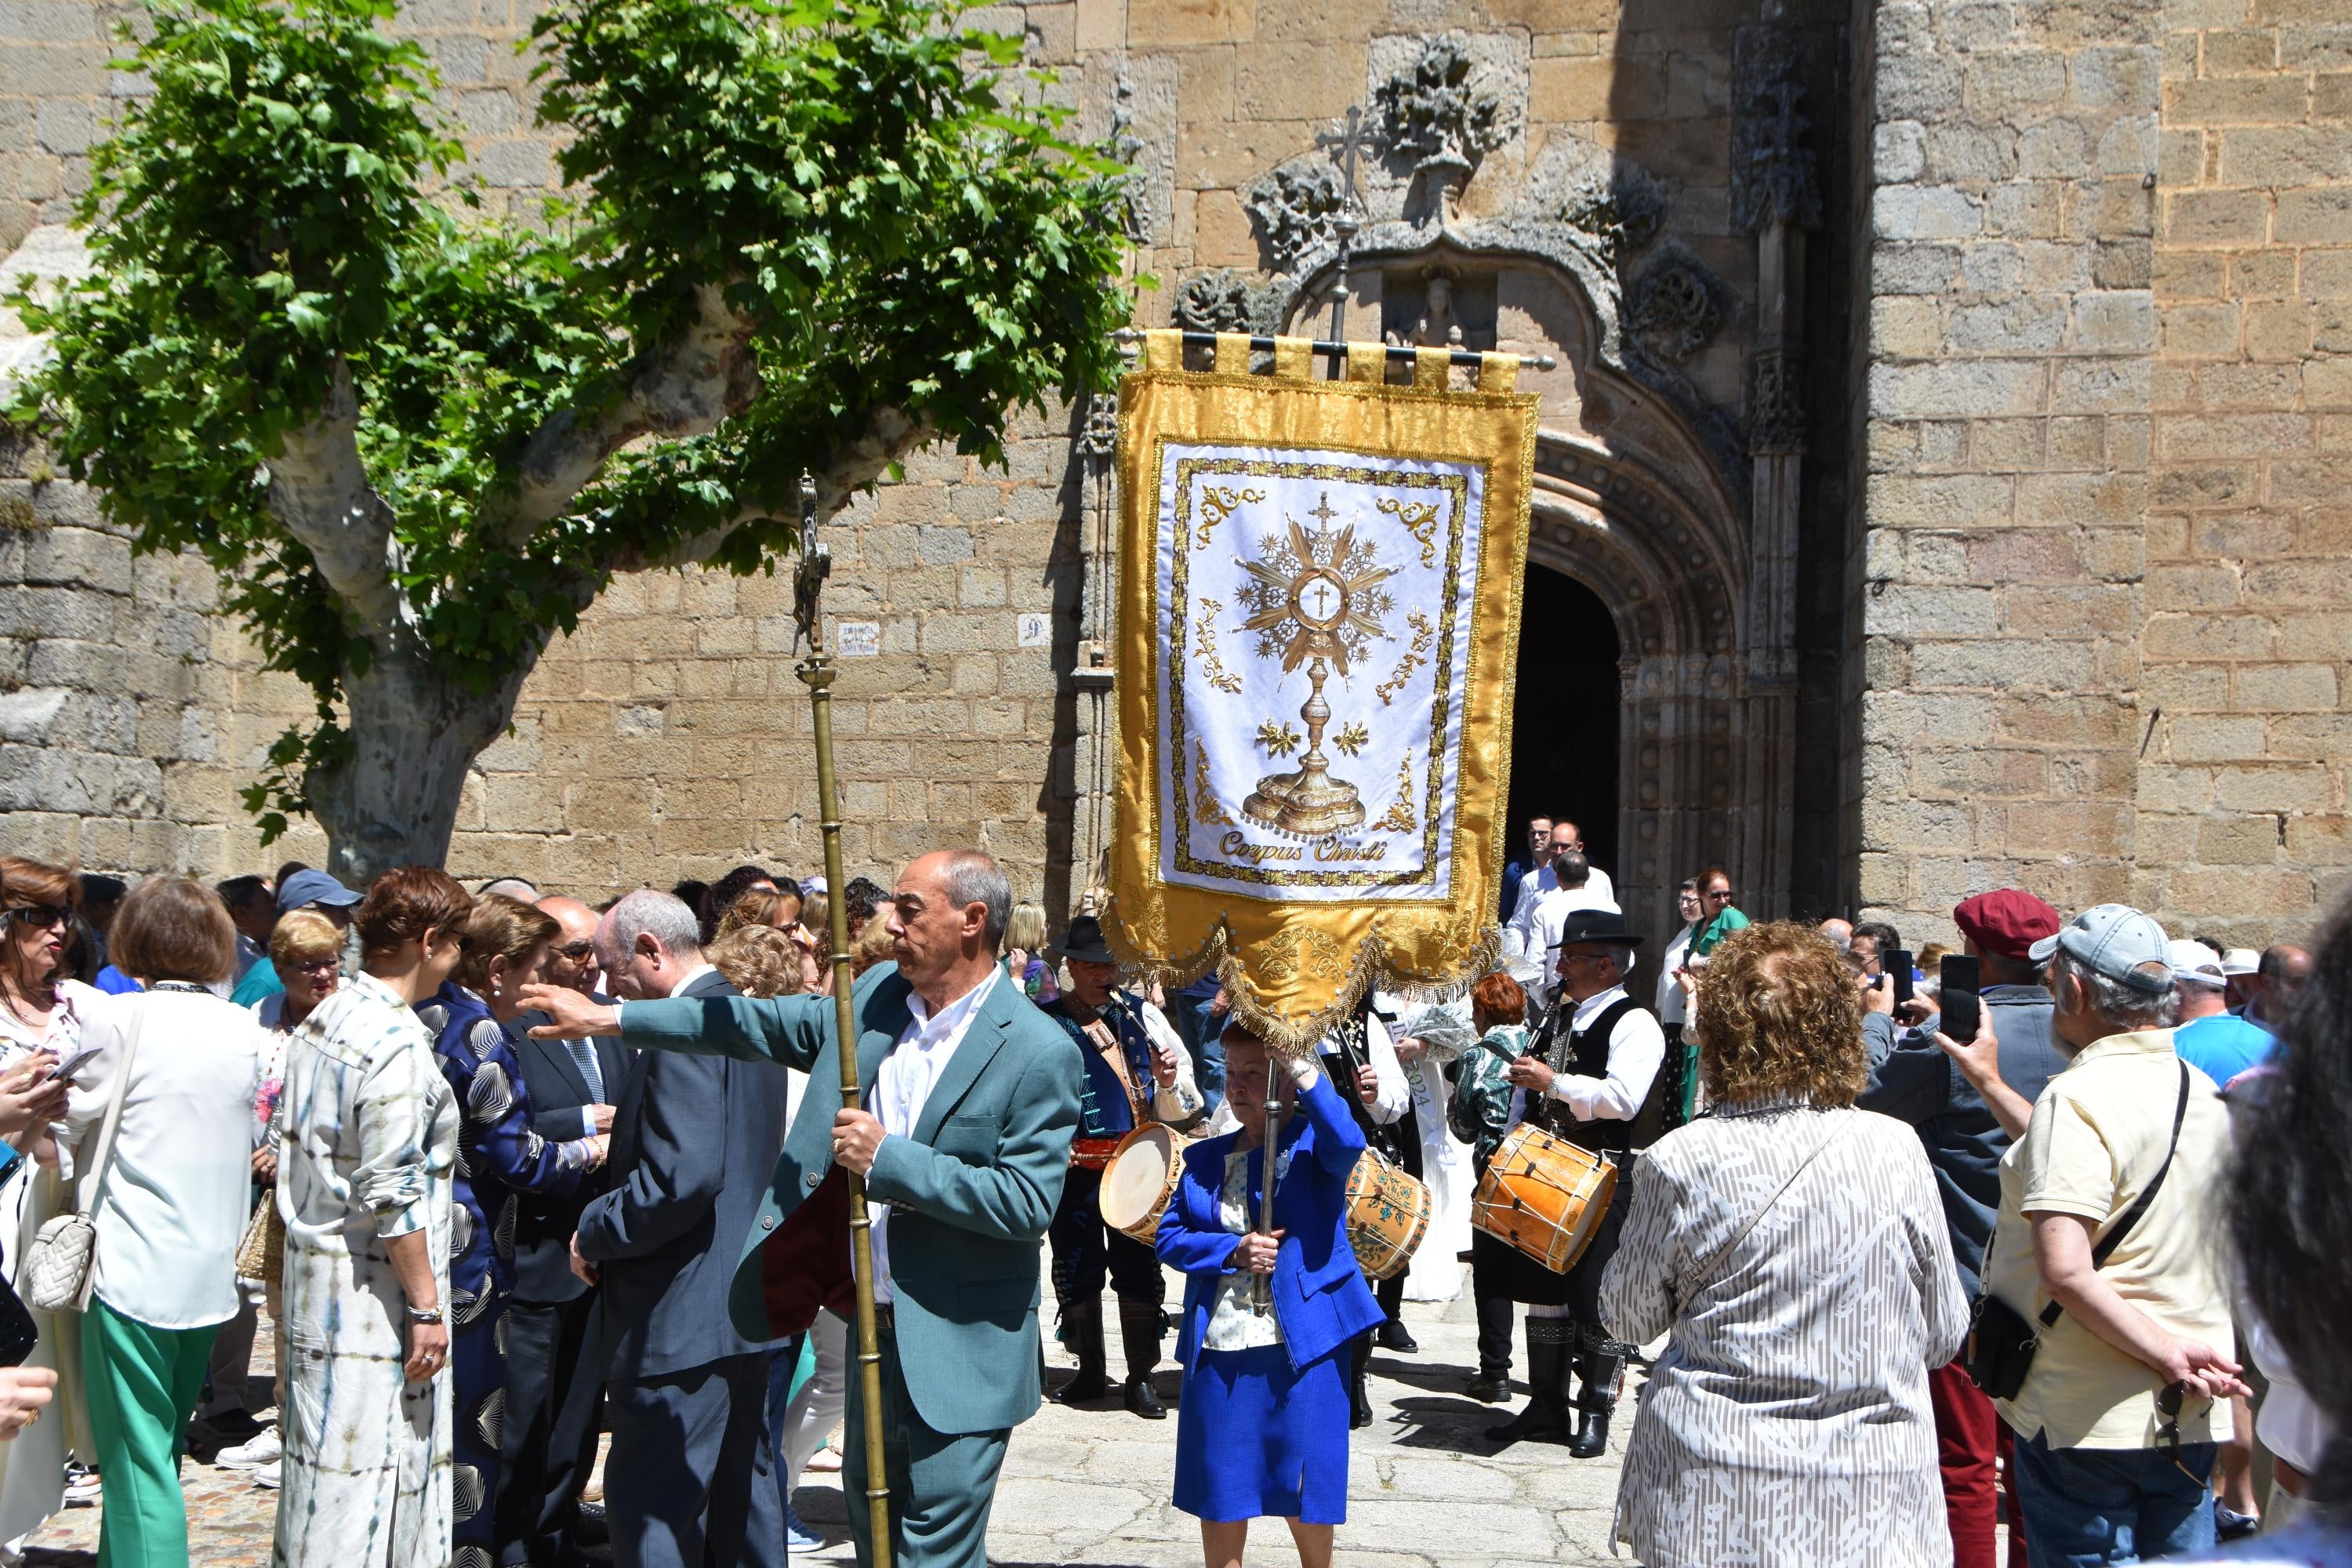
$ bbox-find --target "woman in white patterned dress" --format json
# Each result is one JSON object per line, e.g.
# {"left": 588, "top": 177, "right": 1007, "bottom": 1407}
{"left": 272, "top": 867, "right": 470, "bottom": 1568}
{"left": 1601, "top": 921, "right": 1967, "bottom": 1568}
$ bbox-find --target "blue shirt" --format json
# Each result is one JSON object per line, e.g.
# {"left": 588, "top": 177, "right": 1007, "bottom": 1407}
{"left": 2172, "top": 1013, "right": 2274, "bottom": 1088}
{"left": 230, "top": 958, "right": 285, "bottom": 1007}
{"left": 93, "top": 966, "right": 143, "bottom": 995}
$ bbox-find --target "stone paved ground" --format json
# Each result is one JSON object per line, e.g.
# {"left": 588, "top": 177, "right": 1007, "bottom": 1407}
{"left": 24, "top": 1286, "right": 1632, "bottom": 1566}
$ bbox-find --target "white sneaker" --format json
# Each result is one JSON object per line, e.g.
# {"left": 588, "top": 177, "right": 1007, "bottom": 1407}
{"left": 254, "top": 1460, "right": 281, "bottom": 1490}
{"left": 218, "top": 1428, "right": 281, "bottom": 1468}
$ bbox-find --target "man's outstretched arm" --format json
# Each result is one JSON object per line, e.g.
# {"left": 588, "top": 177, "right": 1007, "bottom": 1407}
{"left": 519, "top": 982, "right": 830, "bottom": 1075}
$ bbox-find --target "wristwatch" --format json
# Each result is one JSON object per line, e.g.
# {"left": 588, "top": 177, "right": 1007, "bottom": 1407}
{"left": 404, "top": 1304, "right": 445, "bottom": 1325}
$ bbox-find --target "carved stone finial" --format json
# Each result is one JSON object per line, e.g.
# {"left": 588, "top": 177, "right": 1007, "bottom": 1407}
{"left": 1628, "top": 263, "right": 1721, "bottom": 364}
{"left": 1373, "top": 35, "right": 1514, "bottom": 221}
{"left": 1733, "top": 38, "right": 1822, "bottom": 232}
{"left": 1107, "top": 71, "right": 1149, "bottom": 245}
{"left": 1245, "top": 162, "right": 1349, "bottom": 275}
{"left": 1076, "top": 390, "right": 1120, "bottom": 459}
{"left": 1172, "top": 270, "right": 1283, "bottom": 335}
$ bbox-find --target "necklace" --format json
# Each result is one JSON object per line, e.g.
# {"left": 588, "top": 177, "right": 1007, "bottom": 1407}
{"left": 0, "top": 977, "right": 56, "bottom": 1033}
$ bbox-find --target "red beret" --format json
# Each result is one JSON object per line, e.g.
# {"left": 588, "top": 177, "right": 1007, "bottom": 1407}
{"left": 1953, "top": 890, "right": 2062, "bottom": 962}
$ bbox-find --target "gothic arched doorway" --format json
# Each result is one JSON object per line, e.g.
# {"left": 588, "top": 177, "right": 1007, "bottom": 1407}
{"left": 1508, "top": 568, "right": 1621, "bottom": 887}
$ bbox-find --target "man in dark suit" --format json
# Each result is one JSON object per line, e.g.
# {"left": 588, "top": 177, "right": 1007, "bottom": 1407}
{"left": 495, "top": 895, "right": 629, "bottom": 1568}
{"left": 571, "top": 890, "right": 786, "bottom": 1568}
{"left": 525, "top": 849, "right": 1081, "bottom": 1568}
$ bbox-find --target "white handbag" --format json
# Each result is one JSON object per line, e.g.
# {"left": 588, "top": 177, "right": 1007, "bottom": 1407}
{"left": 23, "top": 1001, "right": 144, "bottom": 1314}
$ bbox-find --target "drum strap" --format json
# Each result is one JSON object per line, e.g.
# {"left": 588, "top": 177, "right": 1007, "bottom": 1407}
{"left": 1081, "top": 1012, "right": 1153, "bottom": 1126}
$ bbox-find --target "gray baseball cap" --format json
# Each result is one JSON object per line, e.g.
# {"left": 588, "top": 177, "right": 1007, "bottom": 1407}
{"left": 2029, "top": 902, "right": 2173, "bottom": 993}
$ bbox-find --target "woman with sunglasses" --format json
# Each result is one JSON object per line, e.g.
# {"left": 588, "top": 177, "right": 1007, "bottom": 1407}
{"left": 0, "top": 856, "right": 91, "bottom": 1539}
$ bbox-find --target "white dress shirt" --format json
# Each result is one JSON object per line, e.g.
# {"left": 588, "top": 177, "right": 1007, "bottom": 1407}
{"left": 864, "top": 966, "right": 1001, "bottom": 1304}
{"left": 1657, "top": 924, "right": 1697, "bottom": 1026}
{"left": 667, "top": 963, "right": 717, "bottom": 998}
{"left": 1506, "top": 983, "right": 1666, "bottom": 1131}
{"left": 1509, "top": 861, "right": 1615, "bottom": 932}
{"left": 1510, "top": 884, "right": 1624, "bottom": 972}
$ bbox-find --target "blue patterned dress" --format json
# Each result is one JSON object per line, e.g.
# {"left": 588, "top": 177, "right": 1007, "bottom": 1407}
{"left": 420, "top": 985, "right": 597, "bottom": 1566}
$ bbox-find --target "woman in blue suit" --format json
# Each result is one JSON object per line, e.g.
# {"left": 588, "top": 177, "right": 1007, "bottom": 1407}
{"left": 1158, "top": 1022, "right": 1385, "bottom": 1568}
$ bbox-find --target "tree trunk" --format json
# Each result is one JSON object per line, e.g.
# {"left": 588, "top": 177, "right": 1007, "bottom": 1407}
{"left": 310, "top": 639, "right": 535, "bottom": 885}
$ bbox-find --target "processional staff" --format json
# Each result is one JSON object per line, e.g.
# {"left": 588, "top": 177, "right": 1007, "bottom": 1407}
{"left": 791, "top": 474, "right": 894, "bottom": 1566}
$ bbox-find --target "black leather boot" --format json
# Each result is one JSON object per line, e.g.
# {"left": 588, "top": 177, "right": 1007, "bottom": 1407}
{"left": 1118, "top": 1300, "right": 1167, "bottom": 1419}
{"left": 1350, "top": 1332, "right": 1375, "bottom": 1428}
{"left": 1569, "top": 1327, "right": 1630, "bottom": 1459}
{"left": 1484, "top": 1318, "right": 1573, "bottom": 1445}
{"left": 1053, "top": 1299, "right": 1109, "bottom": 1403}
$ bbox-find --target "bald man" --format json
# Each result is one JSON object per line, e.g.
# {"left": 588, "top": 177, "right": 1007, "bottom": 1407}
{"left": 496, "top": 895, "right": 632, "bottom": 1568}
{"left": 2247, "top": 942, "right": 2314, "bottom": 1031}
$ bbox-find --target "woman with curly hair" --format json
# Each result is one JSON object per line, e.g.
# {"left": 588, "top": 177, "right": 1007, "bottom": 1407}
{"left": 1599, "top": 920, "right": 1966, "bottom": 1568}
{"left": 418, "top": 895, "right": 605, "bottom": 1565}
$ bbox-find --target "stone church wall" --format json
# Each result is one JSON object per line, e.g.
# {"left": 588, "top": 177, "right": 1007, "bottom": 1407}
{"left": 3, "top": 0, "right": 2345, "bottom": 942}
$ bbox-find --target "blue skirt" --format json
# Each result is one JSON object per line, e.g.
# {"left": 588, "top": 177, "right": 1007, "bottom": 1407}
{"left": 1173, "top": 1343, "right": 1350, "bottom": 1525}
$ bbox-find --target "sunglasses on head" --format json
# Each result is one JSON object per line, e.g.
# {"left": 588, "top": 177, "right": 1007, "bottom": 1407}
{"left": 2, "top": 906, "right": 71, "bottom": 931}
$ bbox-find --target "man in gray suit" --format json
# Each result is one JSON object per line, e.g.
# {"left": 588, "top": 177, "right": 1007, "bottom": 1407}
{"left": 569, "top": 891, "right": 786, "bottom": 1568}
{"left": 527, "top": 849, "right": 1080, "bottom": 1568}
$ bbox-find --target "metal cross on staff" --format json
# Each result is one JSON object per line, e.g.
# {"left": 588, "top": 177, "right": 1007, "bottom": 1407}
{"left": 1319, "top": 104, "right": 1370, "bottom": 345}
{"left": 791, "top": 474, "right": 895, "bottom": 1566}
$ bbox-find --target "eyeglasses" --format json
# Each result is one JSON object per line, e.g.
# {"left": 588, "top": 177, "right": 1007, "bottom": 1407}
{"left": 1557, "top": 949, "right": 1614, "bottom": 967}
{"left": 554, "top": 940, "right": 596, "bottom": 961}
{"left": 289, "top": 957, "right": 341, "bottom": 976}
{"left": 2, "top": 906, "right": 71, "bottom": 931}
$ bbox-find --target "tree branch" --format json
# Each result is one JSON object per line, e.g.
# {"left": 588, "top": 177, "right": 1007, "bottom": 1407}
{"left": 265, "top": 359, "right": 405, "bottom": 629}
{"left": 494, "top": 281, "right": 758, "bottom": 547}
{"left": 618, "top": 401, "right": 931, "bottom": 573}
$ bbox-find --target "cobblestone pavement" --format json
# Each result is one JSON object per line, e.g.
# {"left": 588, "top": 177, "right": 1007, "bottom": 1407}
{"left": 25, "top": 1286, "right": 1633, "bottom": 1566}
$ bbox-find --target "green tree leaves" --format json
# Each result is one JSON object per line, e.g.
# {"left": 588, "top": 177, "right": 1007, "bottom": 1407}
{"left": 8, "top": 0, "right": 1131, "bottom": 848}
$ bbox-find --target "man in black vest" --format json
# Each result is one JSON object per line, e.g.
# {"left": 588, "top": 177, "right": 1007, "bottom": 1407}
{"left": 1484, "top": 908, "right": 1667, "bottom": 1457}
{"left": 1039, "top": 916, "right": 1204, "bottom": 1418}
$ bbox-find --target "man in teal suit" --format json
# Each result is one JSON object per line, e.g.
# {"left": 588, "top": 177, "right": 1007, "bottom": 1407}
{"left": 524, "top": 848, "right": 1081, "bottom": 1568}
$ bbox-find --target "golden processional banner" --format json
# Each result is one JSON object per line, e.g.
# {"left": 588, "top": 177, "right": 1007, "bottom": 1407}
{"left": 1106, "top": 330, "right": 1537, "bottom": 1049}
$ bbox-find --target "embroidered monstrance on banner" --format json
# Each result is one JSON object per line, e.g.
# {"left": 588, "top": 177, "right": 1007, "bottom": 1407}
{"left": 1106, "top": 330, "right": 1537, "bottom": 1050}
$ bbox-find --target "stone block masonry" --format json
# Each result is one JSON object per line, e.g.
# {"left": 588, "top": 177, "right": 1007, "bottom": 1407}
{"left": 2136, "top": 0, "right": 2352, "bottom": 944}
{"left": 1849, "top": 0, "right": 2163, "bottom": 943}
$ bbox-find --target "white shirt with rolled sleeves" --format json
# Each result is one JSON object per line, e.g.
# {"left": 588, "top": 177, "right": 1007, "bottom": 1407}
{"left": 863, "top": 965, "right": 1001, "bottom": 1305}
{"left": 1505, "top": 983, "right": 1665, "bottom": 1131}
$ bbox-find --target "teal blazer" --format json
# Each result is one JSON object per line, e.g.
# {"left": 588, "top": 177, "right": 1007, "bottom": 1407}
{"left": 615, "top": 962, "right": 1082, "bottom": 1436}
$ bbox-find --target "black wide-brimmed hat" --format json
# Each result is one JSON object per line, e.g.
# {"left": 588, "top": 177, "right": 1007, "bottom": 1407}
{"left": 1056, "top": 914, "right": 1117, "bottom": 964}
{"left": 1555, "top": 908, "right": 1645, "bottom": 948}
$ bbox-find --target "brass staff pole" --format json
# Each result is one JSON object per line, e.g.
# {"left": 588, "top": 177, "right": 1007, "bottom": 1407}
{"left": 792, "top": 474, "right": 893, "bottom": 1567}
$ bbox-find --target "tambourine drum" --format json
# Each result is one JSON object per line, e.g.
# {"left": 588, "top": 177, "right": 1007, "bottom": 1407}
{"left": 1098, "top": 1123, "right": 1185, "bottom": 1243}
{"left": 1343, "top": 1149, "right": 1431, "bottom": 1281}
{"left": 1472, "top": 1123, "right": 1617, "bottom": 1274}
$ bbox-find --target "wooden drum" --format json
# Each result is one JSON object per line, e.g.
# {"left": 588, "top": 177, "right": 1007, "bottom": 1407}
{"left": 1343, "top": 1149, "right": 1432, "bottom": 1281}
{"left": 1472, "top": 1123, "right": 1617, "bottom": 1274}
{"left": 1098, "top": 1123, "right": 1185, "bottom": 1243}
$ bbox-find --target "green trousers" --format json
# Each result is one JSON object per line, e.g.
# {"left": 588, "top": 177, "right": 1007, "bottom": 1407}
{"left": 842, "top": 1319, "right": 1010, "bottom": 1568}
{"left": 85, "top": 1298, "right": 220, "bottom": 1568}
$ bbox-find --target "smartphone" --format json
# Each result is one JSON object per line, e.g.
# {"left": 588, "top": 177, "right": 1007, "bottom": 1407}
{"left": 1886, "top": 948, "right": 1915, "bottom": 1007}
{"left": 42, "top": 1043, "right": 103, "bottom": 1084}
{"left": 1941, "top": 954, "right": 1981, "bottom": 1044}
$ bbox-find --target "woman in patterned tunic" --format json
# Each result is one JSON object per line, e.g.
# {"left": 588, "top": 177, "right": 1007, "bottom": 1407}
{"left": 273, "top": 867, "right": 470, "bottom": 1568}
{"left": 1599, "top": 921, "right": 1967, "bottom": 1568}
{"left": 419, "top": 895, "right": 603, "bottom": 1566}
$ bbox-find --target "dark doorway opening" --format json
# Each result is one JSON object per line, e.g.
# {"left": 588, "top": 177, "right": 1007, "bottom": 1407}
{"left": 1504, "top": 566, "right": 1621, "bottom": 890}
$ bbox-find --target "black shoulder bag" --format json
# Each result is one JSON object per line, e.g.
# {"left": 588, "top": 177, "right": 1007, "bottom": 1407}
{"left": 1965, "top": 1062, "right": 2190, "bottom": 1401}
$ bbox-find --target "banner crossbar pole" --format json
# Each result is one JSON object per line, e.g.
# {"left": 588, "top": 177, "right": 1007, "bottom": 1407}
{"left": 1112, "top": 328, "right": 1555, "bottom": 372}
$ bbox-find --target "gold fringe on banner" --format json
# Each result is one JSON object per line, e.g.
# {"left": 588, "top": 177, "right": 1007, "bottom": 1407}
{"left": 1105, "top": 334, "right": 1538, "bottom": 1054}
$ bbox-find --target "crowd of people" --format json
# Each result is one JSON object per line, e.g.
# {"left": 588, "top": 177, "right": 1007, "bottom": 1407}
{"left": 0, "top": 821, "right": 2333, "bottom": 1568}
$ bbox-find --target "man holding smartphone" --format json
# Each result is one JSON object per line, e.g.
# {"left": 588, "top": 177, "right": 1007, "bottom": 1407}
{"left": 1857, "top": 890, "right": 2069, "bottom": 1568}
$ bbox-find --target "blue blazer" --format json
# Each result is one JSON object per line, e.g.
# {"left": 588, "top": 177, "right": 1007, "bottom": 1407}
{"left": 1156, "top": 1070, "right": 1385, "bottom": 1374}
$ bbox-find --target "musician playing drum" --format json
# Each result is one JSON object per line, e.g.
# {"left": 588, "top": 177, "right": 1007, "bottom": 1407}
{"left": 1473, "top": 908, "right": 1668, "bottom": 1455}
{"left": 1158, "top": 1023, "right": 1383, "bottom": 1568}
{"left": 1040, "top": 915, "right": 1206, "bottom": 1417}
